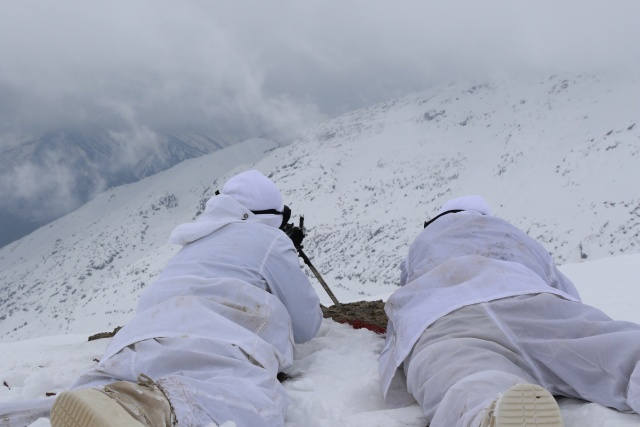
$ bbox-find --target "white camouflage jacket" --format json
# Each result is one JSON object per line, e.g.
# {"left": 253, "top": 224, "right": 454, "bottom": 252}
{"left": 100, "top": 194, "right": 322, "bottom": 375}
{"left": 379, "top": 210, "right": 581, "bottom": 407}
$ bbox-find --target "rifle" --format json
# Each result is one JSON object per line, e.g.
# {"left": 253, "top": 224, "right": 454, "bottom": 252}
{"left": 283, "top": 216, "right": 341, "bottom": 307}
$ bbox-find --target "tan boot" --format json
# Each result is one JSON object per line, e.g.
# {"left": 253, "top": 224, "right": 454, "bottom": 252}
{"left": 51, "top": 374, "right": 175, "bottom": 427}
{"left": 479, "top": 383, "right": 564, "bottom": 427}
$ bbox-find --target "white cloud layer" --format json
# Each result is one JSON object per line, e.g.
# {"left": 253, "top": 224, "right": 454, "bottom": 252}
{"left": 1, "top": 0, "right": 638, "bottom": 143}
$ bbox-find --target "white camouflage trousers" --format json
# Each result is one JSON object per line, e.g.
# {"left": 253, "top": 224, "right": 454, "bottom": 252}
{"left": 404, "top": 293, "right": 640, "bottom": 427}
{"left": 71, "top": 336, "right": 288, "bottom": 427}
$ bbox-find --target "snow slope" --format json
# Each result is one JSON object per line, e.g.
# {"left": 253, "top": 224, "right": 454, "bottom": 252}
{"left": 1, "top": 254, "right": 639, "bottom": 427}
{"left": 0, "top": 138, "right": 280, "bottom": 340}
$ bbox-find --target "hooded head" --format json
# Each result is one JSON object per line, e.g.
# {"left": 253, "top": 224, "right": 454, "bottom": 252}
{"left": 437, "top": 195, "right": 492, "bottom": 216}
{"left": 221, "top": 170, "right": 289, "bottom": 228}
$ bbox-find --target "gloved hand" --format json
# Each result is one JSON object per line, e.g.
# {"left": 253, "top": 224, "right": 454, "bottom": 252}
{"left": 283, "top": 224, "right": 305, "bottom": 249}
{"left": 289, "top": 226, "right": 305, "bottom": 249}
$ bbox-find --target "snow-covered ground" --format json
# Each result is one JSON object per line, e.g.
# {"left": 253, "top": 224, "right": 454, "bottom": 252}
{"left": 1, "top": 252, "right": 639, "bottom": 427}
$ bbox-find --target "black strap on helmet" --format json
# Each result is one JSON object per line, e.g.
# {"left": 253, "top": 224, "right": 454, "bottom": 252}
{"left": 423, "top": 209, "right": 463, "bottom": 229}
{"left": 215, "top": 190, "right": 291, "bottom": 228}
{"left": 251, "top": 205, "right": 291, "bottom": 229}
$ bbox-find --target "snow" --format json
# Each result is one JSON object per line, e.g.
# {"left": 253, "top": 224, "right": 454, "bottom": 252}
{"left": 1, "top": 253, "right": 639, "bottom": 426}
{"left": 1, "top": 75, "right": 640, "bottom": 425}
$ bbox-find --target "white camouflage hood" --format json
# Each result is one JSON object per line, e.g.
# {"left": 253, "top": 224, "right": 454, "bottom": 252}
{"left": 169, "top": 170, "right": 285, "bottom": 245}
{"left": 169, "top": 195, "right": 255, "bottom": 245}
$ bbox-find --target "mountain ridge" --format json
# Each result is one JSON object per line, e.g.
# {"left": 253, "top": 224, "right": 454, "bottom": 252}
{"left": 0, "top": 74, "right": 638, "bottom": 342}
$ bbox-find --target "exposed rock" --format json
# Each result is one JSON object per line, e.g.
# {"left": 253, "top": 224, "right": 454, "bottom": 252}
{"left": 88, "top": 326, "right": 122, "bottom": 341}
{"left": 322, "top": 300, "right": 387, "bottom": 334}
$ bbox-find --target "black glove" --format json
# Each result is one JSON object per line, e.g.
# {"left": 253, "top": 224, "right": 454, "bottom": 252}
{"left": 282, "top": 223, "right": 305, "bottom": 249}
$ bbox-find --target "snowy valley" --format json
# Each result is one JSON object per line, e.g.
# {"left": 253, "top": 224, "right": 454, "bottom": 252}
{"left": 0, "top": 131, "right": 235, "bottom": 248}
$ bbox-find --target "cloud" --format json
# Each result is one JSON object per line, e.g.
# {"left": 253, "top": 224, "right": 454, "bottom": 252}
{"left": 1, "top": 148, "right": 96, "bottom": 220}
{"left": 1, "top": 0, "right": 639, "bottom": 246}
{"left": 0, "top": 0, "right": 638, "bottom": 144}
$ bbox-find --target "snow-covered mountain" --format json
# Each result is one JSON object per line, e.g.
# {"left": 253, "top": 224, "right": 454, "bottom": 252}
{"left": 1, "top": 74, "right": 639, "bottom": 344}
{"left": 0, "top": 130, "right": 235, "bottom": 248}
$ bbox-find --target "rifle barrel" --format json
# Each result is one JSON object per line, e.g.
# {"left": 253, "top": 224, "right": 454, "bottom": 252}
{"left": 297, "top": 247, "right": 341, "bottom": 307}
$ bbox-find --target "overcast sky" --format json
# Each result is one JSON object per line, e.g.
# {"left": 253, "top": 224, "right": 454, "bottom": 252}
{"left": 1, "top": 0, "right": 639, "bottom": 145}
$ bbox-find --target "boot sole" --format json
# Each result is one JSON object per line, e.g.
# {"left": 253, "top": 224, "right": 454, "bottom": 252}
{"left": 493, "top": 383, "right": 564, "bottom": 426}
{"left": 50, "top": 389, "right": 144, "bottom": 427}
